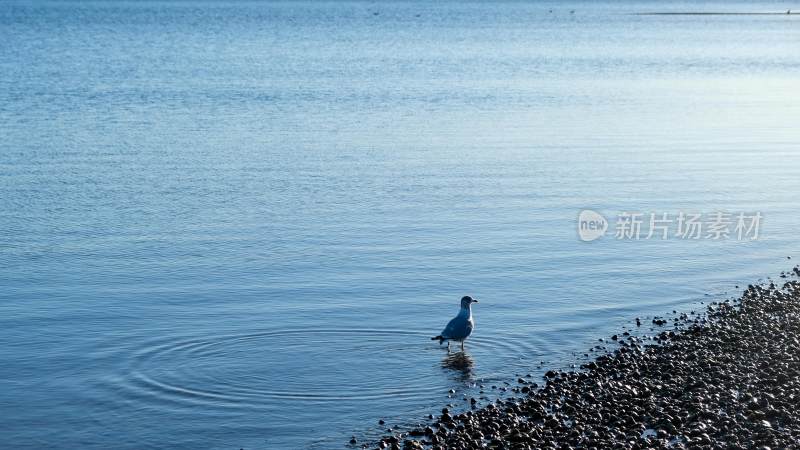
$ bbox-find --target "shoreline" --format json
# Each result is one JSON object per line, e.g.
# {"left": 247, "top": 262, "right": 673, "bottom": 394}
{"left": 633, "top": 12, "right": 795, "bottom": 15}
{"left": 365, "top": 266, "right": 800, "bottom": 450}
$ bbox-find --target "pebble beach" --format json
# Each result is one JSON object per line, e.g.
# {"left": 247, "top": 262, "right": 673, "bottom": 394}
{"left": 369, "top": 267, "right": 800, "bottom": 450}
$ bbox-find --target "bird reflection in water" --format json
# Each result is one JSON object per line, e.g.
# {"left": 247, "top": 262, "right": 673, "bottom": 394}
{"left": 441, "top": 351, "right": 474, "bottom": 381}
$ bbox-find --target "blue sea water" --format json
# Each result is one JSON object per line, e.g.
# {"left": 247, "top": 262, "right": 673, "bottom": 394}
{"left": 1, "top": 1, "right": 799, "bottom": 448}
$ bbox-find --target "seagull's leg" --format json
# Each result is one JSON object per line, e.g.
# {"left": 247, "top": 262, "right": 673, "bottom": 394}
{"left": 461, "top": 341, "right": 465, "bottom": 351}
{"left": 446, "top": 341, "right": 451, "bottom": 352}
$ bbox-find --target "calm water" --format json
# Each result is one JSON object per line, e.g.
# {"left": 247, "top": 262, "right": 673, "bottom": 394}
{"left": 1, "top": 1, "right": 799, "bottom": 448}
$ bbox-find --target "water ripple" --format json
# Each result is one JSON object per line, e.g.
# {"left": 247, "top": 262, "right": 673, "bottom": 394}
{"left": 110, "top": 328, "right": 542, "bottom": 410}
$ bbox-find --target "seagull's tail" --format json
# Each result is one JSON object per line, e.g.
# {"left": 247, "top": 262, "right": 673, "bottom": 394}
{"left": 431, "top": 335, "right": 444, "bottom": 344}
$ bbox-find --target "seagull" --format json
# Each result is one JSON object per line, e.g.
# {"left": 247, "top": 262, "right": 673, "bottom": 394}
{"left": 431, "top": 296, "right": 478, "bottom": 351}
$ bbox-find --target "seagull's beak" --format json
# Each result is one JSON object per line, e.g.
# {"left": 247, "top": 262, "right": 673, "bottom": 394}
{"left": 472, "top": 299, "right": 479, "bottom": 303}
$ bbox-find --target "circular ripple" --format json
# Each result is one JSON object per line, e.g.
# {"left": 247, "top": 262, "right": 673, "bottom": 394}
{"left": 116, "top": 328, "right": 544, "bottom": 410}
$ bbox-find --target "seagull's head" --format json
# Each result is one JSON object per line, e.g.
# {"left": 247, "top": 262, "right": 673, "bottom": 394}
{"left": 460, "top": 296, "right": 478, "bottom": 308}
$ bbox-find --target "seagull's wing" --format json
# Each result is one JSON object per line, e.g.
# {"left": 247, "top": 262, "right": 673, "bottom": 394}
{"left": 464, "top": 318, "right": 474, "bottom": 338}
{"left": 441, "top": 315, "right": 468, "bottom": 340}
